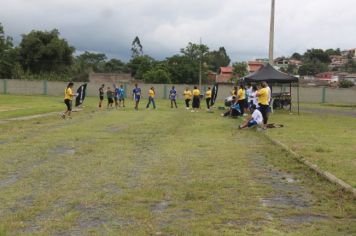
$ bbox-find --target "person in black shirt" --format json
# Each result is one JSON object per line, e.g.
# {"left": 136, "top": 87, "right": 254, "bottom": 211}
{"left": 98, "top": 84, "right": 105, "bottom": 108}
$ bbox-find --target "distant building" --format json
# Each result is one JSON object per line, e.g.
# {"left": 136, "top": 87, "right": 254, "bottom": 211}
{"left": 274, "top": 57, "right": 289, "bottom": 70}
{"left": 315, "top": 72, "right": 339, "bottom": 82}
{"left": 330, "top": 55, "right": 348, "bottom": 68}
{"left": 341, "top": 48, "right": 356, "bottom": 58}
{"left": 247, "top": 61, "right": 264, "bottom": 73}
{"left": 215, "top": 66, "right": 234, "bottom": 84}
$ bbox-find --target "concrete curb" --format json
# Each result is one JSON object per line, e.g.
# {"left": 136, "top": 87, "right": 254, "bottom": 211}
{"left": 262, "top": 132, "right": 356, "bottom": 198}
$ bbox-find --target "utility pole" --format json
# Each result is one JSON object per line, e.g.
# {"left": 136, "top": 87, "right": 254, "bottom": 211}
{"left": 269, "top": 0, "right": 275, "bottom": 65}
{"left": 199, "top": 37, "right": 202, "bottom": 90}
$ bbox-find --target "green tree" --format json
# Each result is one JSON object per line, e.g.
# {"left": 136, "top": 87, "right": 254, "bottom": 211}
{"left": 19, "top": 29, "right": 74, "bottom": 74}
{"left": 303, "top": 49, "right": 331, "bottom": 63}
{"left": 103, "top": 58, "right": 129, "bottom": 73}
{"left": 0, "top": 23, "right": 19, "bottom": 78}
{"left": 180, "top": 42, "right": 209, "bottom": 61}
{"left": 143, "top": 64, "right": 171, "bottom": 83}
{"left": 127, "top": 55, "right": 154, "bottom": 80}
{"left": 166, "top": 55, "right": 199, "bottom": 84}
{"left": 291, "top": 52, "right": 302, "bottom": 60}
{"left": 298, "top": 61, "right": 328, "bottom": 76}
{"left": 131, "top": 36, "right": 143, "bottom": 58}
{"left": 76, "top": 51, "right": 107, "bottom": 72}
{"left": 232, "top": 62, "right": 248, "bottom": 78}
{"left": 325, "top": 48, "right": 341, "bottom": 56}
{"left": 206, "top": 47, "right": 231, "bottom": 72}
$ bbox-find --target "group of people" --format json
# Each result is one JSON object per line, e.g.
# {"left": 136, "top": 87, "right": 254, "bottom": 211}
{"left": 223, "top": 81, "right": 272, "bottom": 129}
{"left": 61, "top": 81, "right": 271, "bottom": 130}
{"left": 97, "top": 83, "right": 214, "bottom": 112}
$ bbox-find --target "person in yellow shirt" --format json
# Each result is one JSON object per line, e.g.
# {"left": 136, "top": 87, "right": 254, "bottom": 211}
{"left": 183, "top": 87, "right": 192, "bottom": 109}
{"left": 237, "top": 84, "right": 247, "bottom": 116}
{"left": 146, "top": 87, "right": 156, "bottom": 109}
{"left": 256, "top": 82, "right": 270, "bottom": 127}
{"left": 205, "top": 87, "right": 212, "bottom": 111}
{"left": 62, "top": 82, "right": 75, "bottom": 119}
{"left": 192, "top": 86, "right": 201, "bottom": 112}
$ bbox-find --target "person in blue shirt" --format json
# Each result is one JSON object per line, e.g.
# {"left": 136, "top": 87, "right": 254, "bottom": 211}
{"left": 114, "top": 84, "right": 120, "bottom": 109}
{"left": 118, "top": 84, "right": 125, "bottom": 108}
{"left": 132, "top": 83, "right": 141, "bottom": 110}
{"left": 169, "top": 86, "right": 178, "bottom": 108}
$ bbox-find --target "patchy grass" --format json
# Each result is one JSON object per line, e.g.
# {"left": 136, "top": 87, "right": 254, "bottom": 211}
{"left": 267, "top": 108, "right": 356, "bottom": 188}
{"left": 0, "top": 95, "right": 355, "bottom": 235}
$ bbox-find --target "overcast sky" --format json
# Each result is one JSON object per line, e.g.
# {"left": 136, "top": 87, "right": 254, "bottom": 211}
{"left": 1, "top": 0, "right": 355, "bottom": 62}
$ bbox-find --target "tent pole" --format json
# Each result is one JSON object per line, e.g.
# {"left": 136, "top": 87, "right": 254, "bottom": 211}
{"left": 289, "top": 83, "right": 292, "bottom": 112}
{"left": 297, "top": 80, "right": 300, "bottom": 115}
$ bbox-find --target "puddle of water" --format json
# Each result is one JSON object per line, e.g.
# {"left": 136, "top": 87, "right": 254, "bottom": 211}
{"left": 0, "top": 174, "right": 19, "bottom": 188}
{"left": 283, "top": 214, "right": 329, "bottom": 223}
{"left": 151, "top": 201, "right": 169, "bottom": 214}
{"left": 260, "top": 195, "right": 308, "bottom": 209}
{"left": 51, "top": 147, "right": 75, "bottom": 155}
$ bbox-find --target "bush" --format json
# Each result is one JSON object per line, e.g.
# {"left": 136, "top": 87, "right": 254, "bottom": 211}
{"left": 339, "top": 80, "right": 354, "bottom": 88}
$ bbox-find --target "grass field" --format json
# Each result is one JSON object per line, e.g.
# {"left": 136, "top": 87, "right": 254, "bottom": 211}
{"left": 267, "top": 109, "right": 356, "bottom": 188}
{"left": 0, "top": 95, "right": 355, "bottom": 235}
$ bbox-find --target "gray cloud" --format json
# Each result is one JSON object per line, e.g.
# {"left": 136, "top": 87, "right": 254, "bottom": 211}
{"left": 1, "top": 0, "right": 355, "bottom": 62}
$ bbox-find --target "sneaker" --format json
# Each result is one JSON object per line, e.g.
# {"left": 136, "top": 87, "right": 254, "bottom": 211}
{"left": 191, "top": 110, "right": 195, "bottom": 113}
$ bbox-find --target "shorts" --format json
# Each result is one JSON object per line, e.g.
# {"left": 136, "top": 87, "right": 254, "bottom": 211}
{"left": 64, "top": 99, "right": 72, "bottom": 111}
{"left": 114, "top": 97, "right": 118, "bottom": 102}
{"left": 248, "top": 120, "right": 258, "bottom": 127}
{"left": 119, "top": 96, "right": 125, "bottom": 101}
{"left": 108, "top": 98, "right": 114, "bottom": 104}
{"left": 99, "top": 96, "right": 104, "bottom": 101}
{"left": 135, "top": 95, "right": 141, "bottom": 102}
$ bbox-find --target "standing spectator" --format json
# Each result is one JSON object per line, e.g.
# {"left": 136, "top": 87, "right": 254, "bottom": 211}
{"left": 169, "top": 86, "right": 178, "bottom": 108}
{"left": 246, "top": 83, "right": 253, "bottom": 110}
{"left": 256, "top": 82, "right": 270, "bottom": 128}
{"left": 132, "top": 83, "right": 141, "bottom": 110}
{"left": 237, "top": 84, "right": 247, "bottom": 116}
{"left": 146, "top": 87, "right": 156, "bottom": 109}
{"left": 118, "top": 84, "right": 125, "bottom": 108}
{"left": 98, "top": 84, "right": 105, "bottom": 108}
{"left": 192, "top": 86, "right": 201, "bottom": 112}
{"left": 205, "top": 87, "right": 212, "bottom": 111}
{"left": 61, "top": 82, "right": 75, "bottom": 119}
{"left": 183, "top": 87, "right": 192, "bottom": 109}
{"left": 251, "top": 85, "right": 259, "bottom": 109}
{"left": 107, "top": 87, "right": 114, "bottom": 109}
{"left": 114, "top": 85, "right": 120, "bottom": 109}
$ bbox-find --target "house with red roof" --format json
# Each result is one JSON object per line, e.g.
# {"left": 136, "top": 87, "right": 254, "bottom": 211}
{"left": 215, "top": 66, "right": 234, "bottom": 84}
{"left": 247, "top": 61, "right": 264, "bottom": 73}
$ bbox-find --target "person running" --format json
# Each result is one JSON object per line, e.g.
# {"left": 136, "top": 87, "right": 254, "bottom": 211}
{"left": 107, "top": 87, "right": 114, "bottom": 109}
{"left": 114, "top": 85, "right": 120, "bottom": 109}
{"left": 98, "top": 84, "right": 105, "bottom": 108}
{"left": 146, "top": 87, "right": 156, "bottom": 109}
{"left": 237, "top": 84, "right": 247, "bottom": 116}
{"left": 132, "top": 83, "right": 141, "bottom": 110}
{"left": 256, "top": 82, "right": 270, "bottom": 128}
{"left": 205, "top": 87, "right": 212, "bottom": 111}
{"left": 118, "top": 84, "right": 125, "bottom": 107}
{"left": 169, "top": 86, "right": 178, "bottom": 108}
{"left": 192, "top": 86, "right": 200, "bottom": 112}
{"left": 238, "top": 104, "right": 263, "bottom": 129}
{"left": 62, "top": 82, "right": 75, "bottom": 119}
{"left": 183, "top": 87, "right": 192, "bottom": 109}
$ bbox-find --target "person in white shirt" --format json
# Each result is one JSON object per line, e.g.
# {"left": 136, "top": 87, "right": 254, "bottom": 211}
{"left": 246, "top": 83, "right": 253, "bottom": 110}
{"left": 238, "top": 104, "right": 264, "bottom": 129}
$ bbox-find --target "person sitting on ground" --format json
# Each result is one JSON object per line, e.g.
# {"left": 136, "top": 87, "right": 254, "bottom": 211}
{"left": 239, "top": 104, "right": 263, "bottom": 129}
{"left": 221, "top": 99, "right": 241, "bottom": 118}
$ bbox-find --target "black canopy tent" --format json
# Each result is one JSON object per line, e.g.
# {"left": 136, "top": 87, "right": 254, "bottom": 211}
{"left": 244, "top": 63, "right": 299, "bottom": 114}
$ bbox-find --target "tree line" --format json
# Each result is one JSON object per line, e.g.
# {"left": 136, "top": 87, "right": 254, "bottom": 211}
{"left": 0, "top": 23, "right": 231, "bottom": 83}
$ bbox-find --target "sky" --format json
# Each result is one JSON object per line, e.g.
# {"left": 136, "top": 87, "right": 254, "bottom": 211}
{"left": 0, "top": 0, "right": 355, "bottom": 62}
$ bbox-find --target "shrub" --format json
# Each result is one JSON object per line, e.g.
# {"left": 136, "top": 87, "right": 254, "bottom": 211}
{"left": 339, "top": 79, "right": 354, "bottom": 88}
